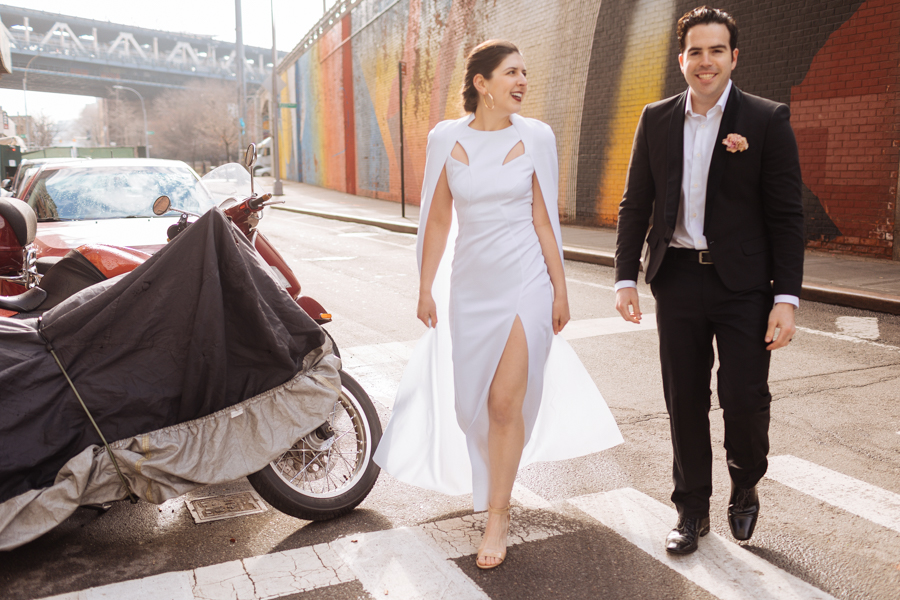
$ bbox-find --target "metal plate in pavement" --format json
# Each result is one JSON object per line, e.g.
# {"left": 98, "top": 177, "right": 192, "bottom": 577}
{"left": 184, "top": 490, "right": 268, "bottom": 524}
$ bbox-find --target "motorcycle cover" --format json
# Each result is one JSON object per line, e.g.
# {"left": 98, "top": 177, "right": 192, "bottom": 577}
{"left": 0, "top": 209, "right": 341, "bottom": 550}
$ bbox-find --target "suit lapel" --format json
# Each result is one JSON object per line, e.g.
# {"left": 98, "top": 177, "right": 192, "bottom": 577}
{"left": 664, "top": 91, "right": 687, "bottom": 230}
{"left": 704, "top": 85, "right": 742, "bottom": 228}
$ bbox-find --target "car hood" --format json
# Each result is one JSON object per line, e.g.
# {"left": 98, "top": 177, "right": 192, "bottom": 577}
{"left": 35, "top": 217, "right": 179, "bottom": 257}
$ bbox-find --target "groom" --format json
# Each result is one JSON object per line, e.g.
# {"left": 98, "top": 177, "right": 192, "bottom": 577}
{"left": 614, "top": 6, "right": 804, "bottom": 554}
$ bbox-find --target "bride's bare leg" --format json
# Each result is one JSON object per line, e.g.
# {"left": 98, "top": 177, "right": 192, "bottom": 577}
{"left": 478, "top": 316, "right": 528, "bottom": 567}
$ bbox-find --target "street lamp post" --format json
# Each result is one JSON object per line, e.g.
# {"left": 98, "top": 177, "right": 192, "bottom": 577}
{"left": 235, "top": 0, "right": 246, "bottom": 153}
{"left": 270, "top": 0, "right": 282, "bottom": 195}
{"left": 112, "top": 85, "right": 149, "bottom": 158}
{"left": 23, "top": 54, "right": 39, "bottom": 150}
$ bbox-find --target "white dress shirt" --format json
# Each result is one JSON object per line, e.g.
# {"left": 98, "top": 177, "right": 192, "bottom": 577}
{"left": 615, "top": 80, "right": 798, "bottom": 308}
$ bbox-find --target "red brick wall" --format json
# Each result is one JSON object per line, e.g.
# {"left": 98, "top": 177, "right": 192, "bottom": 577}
{"left": 790, "top": 0, "right": 900, "bottom": 257}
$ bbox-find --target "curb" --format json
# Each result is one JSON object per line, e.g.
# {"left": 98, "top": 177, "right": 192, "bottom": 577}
{"left": 800, "top": 284, "right": 900, "bottom": 316}
{"left": 274, "top": 205, "right": 418, "bottom": 235}
{"left": 273, "top": 206, "right": 900, "bottom": 316}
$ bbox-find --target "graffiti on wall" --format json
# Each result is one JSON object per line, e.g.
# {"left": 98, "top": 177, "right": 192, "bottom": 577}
{"left": 283, "top": 0, "right": 898, "bottom": 258}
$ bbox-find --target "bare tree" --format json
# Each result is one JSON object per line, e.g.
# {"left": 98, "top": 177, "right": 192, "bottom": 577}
{"left": 31, "top": 112, "right": 59, "bottom": 148}
{"left": 106, "top": 92, "right": 143, "bottom": 149}
{"left": 151, "top": 80, "right": 240, "bottom": 168}
{"left": 78, "top": 102, "right": 106, "bottom": 146}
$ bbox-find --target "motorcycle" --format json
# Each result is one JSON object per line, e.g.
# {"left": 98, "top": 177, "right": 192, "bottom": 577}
{"left": 0, "top": 144, "right": 381, "bottom": 529}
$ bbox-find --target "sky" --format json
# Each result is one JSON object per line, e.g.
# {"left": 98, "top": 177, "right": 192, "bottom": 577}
{"left": 0, "top": 0, "right": 335, "bottom": 122}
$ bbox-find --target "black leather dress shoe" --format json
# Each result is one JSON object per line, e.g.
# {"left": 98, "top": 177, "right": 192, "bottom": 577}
{"left": 665, "top": 515, "right": 710, "bottom": 554}
{"left": 728, "top": 483, "right": 760, "bottom": 541}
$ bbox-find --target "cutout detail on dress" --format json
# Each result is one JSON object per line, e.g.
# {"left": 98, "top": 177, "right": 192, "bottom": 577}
{"left": 451, "top": 142, "right": 470, "bottom": 165}
{"left": 502, "top": 140, "right": 525, "bottom": 166}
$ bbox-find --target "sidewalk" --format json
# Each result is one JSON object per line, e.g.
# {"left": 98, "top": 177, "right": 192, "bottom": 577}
{"left": 257, "top": 177, "right": 900, "bottom": 315}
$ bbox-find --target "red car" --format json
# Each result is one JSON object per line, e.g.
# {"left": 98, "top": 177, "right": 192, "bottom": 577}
{"left": 1, "top": 159, "right": 217, "bottom": 303}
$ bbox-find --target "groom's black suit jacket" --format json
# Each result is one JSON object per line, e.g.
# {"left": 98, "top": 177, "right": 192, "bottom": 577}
{"left": 615, "top": 85, "right": 804, "bottom": 296}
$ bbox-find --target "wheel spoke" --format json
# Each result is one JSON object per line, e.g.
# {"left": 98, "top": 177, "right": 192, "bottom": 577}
{"left": 265, "top": 380, "right": 373, "bottom": 498}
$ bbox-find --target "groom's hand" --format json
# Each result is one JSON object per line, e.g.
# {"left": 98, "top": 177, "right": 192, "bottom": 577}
{"left": 615, "top": 288, "right": 642, "bottom": 324}
{"left": 765, "top": 303, "right": 796, "bottom": 350}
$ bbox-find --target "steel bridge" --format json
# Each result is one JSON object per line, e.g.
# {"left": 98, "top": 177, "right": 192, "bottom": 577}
{"left": 0, "top": 5, "right": 279, "bottom": 100}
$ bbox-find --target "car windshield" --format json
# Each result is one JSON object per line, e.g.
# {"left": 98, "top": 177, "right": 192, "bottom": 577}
{"left": 25, "top": 165, "right": 216, "bottom": 222}
{"left": 14, "top": 166, "right": 39, "bottom": 197}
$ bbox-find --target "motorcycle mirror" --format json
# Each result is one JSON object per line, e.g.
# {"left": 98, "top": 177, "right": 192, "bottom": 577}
{"left": 152, "top": 195, "right": 172, "bottom": 215}
{"left": 244, "top": 143, "right": 257, "bottom": 170}
{"left": 245, "top": 143, "right": 257, "bottom": 197}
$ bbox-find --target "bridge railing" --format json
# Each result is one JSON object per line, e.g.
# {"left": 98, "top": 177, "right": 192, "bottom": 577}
{"left": 8, "top": 29, "right": 270, "bottom": 83}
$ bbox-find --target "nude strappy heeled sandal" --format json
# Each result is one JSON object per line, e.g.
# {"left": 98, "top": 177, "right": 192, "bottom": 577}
{"left": 476, "top": 505, "right": 510, "bottom": 569}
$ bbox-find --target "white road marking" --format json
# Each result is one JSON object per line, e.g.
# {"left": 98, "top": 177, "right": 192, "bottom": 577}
{"left": 41, "top": 509, "right": 561, "bottom": 600}
{"left": 835, "top": 316, "right": 880, "bottom": 340}
{"left": 341, "top": 340, "right": 416, "bottom": 369}
{"left": 41, "top": 545, "right": 354, "bottom": 600}
{"left": 561, "top": 315, "right": 657, "bottom": 340}
{"left": 301, "top": 256, "right": 357, "bottom": 261}
{"left": 512, "top": 482, "right": 553, "bottom": 510}
{"left": 568, "top": 488, "right": 837, "bottom": 600}
{"left": 333, "top": 527, "right": 489, "bottom": 599}
{"left": 44, "top": 483, "right": 857, "bottom": 600}
{"left": 567, "top": 277, "right": 654, "bottom": 299}
{"left": 796, "top": 326, "right": 900, "bottom": 353}
{"left": 766, "top": 455, "right": 900, "bottom": 534}
{"left": 41, "top": 571, "right": 194, "bottom": 600}
{"left": 418, "top": 510, "right": 562, "bottom": 560}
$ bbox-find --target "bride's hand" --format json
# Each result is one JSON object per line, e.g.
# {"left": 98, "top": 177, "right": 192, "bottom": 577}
{"left": 417, "top": 292, "right": 438, "bottom": 328}
{"left": 552, "top": 296, "right": 570, "bottom": 334}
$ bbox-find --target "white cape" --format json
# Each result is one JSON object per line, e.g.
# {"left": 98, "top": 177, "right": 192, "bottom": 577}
{"left": 373, "top": 114, "right": 623, "bottom": 500}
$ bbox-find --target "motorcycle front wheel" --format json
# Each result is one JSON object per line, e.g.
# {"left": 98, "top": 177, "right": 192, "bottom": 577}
{"left": 248, "top": 370, "right": 382, "bottom": 521}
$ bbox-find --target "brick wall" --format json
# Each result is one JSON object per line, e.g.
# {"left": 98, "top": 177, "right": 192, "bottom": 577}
{"left": 788, "top": 0, "right": 900, "bottom": 257}
{"left": 281, "top": 0, "right": 900, "bottom": 259}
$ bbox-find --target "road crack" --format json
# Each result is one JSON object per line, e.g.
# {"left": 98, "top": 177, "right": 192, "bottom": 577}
{"left": 241, "top": 560, "right": 258, "bottom": 598}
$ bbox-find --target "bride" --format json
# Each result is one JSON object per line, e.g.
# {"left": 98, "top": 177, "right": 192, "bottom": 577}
{"left": 373, "top": 39, "right": 622, "bottom": 569}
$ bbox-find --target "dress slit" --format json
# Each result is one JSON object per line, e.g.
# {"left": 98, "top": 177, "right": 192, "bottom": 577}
{"left": 462, "top": 311, "right": 522, "bottom": 436}
{"left": 487, "top": 314, "right": 530, "bottom": 401}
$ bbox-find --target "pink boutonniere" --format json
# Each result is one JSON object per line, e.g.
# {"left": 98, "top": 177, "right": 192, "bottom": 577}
{"left": 722, "top": 133, "right": 749, "bottom": 153}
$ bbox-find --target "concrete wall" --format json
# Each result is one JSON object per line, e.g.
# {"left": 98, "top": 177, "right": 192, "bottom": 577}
{"left": 279, "top": 0, "right": 900, "bottom": 259}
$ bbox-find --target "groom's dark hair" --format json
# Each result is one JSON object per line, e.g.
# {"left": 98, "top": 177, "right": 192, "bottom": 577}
{"left": 677, "top": 6, "right": 739, "bottom": 52}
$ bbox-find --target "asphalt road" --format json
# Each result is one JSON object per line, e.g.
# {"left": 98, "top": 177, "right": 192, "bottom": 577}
{"left": 2, "top": 210, "right": 899, "bottom": 600}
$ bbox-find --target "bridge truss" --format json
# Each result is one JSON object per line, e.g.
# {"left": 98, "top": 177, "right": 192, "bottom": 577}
{"left": 0, "top": 5, "right": 280, "bottom": 100}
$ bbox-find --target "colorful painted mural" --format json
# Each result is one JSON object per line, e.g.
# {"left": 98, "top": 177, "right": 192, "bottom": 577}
{"left": 278, "top": 0, "right": 900, "bottom": 259}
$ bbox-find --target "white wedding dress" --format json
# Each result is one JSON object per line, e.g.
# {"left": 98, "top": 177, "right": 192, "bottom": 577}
{"left": 373, "top": 119, "right": 623, "bottom": 511}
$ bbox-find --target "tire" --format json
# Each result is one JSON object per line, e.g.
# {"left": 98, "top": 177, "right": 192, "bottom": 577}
{"left": 248, "top": 370, "right": 382, "bottom": 521}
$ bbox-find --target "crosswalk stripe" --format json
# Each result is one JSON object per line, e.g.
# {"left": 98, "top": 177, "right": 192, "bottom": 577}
{"left": 568, "top": 487, "right": 837, "bottom": 600}
{"left": 39, "top": 507, "right": 560, "bottom": 600}
{"left": 512, "top": 482, "right": 553, "bottom": 510}
{"left": 560, "top": 315, "right": 657, "bottom": 340}
{"left": 41, "top": 571, "right": 194, "bottom": 600}
{"left": 41, "top": 544, "right": 355, "bottom": 600}
{"left": 341, "top": 341, "right": 416, "bottom": 369}
{"left": 566, "top": 277, "right": 654, "bottom": 300}
{"left": 333, "top": 527, "right": 490, "bottom": 599}
{"left": 766, "top": 455, "right": 900, "bottom": 534}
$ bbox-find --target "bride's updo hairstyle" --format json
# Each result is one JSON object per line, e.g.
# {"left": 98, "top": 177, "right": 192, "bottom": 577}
{"left": 461, "top": 39, "right": 520, "bottom": 114}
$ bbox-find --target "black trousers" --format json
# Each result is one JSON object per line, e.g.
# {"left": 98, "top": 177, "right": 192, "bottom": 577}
{"left": 650, "top": 252, "right": 773, "bottom": 519}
